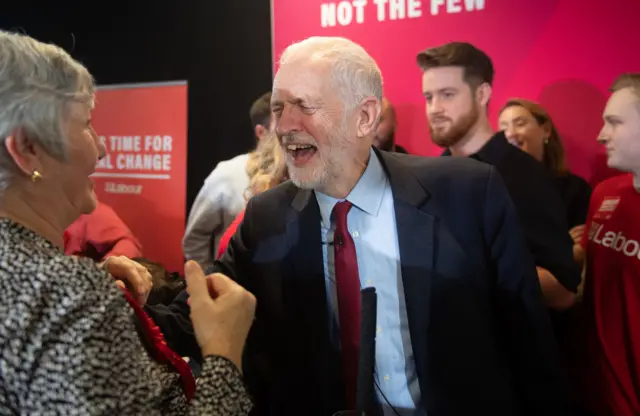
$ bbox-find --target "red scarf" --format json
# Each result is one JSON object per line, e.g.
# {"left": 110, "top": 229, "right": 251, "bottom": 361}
{"left": 121, "top": 288, "right": 197, "bottom": 401}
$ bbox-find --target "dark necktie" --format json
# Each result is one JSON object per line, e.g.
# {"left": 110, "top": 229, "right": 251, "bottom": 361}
{"left": 333, "top": 200, "right": 362, "bottom": 409}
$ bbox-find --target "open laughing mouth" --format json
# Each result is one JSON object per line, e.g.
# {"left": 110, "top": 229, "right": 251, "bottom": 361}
{"left": 285, "top": 143, "right": 318, "bottom": 166}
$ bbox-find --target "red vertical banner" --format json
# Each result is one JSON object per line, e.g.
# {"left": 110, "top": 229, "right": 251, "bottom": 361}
{"left": 91, "top": 81, "right": 188, "bottom": 274}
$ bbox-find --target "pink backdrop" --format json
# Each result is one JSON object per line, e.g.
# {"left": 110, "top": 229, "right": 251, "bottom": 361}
{"left": 271, "top": 0, "right": 640, "bottom": 184}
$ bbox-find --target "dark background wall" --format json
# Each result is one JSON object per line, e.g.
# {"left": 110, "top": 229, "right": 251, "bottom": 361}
{"left": 1, "top": 1, "right": 273, "bottom": 211}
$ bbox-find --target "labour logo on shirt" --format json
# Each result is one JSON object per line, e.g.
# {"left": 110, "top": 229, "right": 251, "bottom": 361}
{"left": 594, "top": 197, "right": 620, "bottom": 220}
{"left": 589, "top": 221, "right": 640, "bottom": 261}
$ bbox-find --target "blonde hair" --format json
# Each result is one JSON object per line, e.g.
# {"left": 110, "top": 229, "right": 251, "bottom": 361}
{"left": 610, "top": 73, "right": 640, "bottom": 107}
{"left": 245, "top": 134, "right": 287, "bottom": 200}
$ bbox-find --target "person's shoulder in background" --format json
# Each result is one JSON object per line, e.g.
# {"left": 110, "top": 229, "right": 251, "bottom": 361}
{"left": 555, "top": 172, "right": 593, "bottom": 228}
{"left": 203, "top": 153, "right": 251, "bottom": 186}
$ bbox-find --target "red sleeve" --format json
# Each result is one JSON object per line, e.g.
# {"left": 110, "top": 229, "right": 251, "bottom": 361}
{"left": 104, "top": 239, "right": 143, "bottom": 260}
{"left": 84, "top": 203, "right": 143, "bottom": 260}
{"left": 217, "top": 209, "right": 246, "bottom": 259}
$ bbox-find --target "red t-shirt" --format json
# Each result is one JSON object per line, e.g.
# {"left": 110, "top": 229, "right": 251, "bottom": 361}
{"left": 216, "top": 209, "right": 246, "bottom": 259}
{"left": 64, "top": 202, "right": 143, "bottom": 262}
{"left": 577, "top": 173, "right": 640, "bottom": 415}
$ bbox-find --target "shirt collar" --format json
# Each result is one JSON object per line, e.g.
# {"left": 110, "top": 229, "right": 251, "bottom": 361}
{"left": 315, "top": 147, "right": 388, "bottom": 228}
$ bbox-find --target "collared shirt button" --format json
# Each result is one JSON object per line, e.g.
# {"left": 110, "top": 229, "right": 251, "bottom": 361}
{"left": 352, "top": 231, "right": 359, "bottom": 238}
{"left": 383, "top": 375, "right": 390, "bottom": 382}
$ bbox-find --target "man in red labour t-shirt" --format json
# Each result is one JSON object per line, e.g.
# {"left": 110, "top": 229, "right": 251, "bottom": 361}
{"left": 576, "top": 73, "right": 640, "bottom": 416}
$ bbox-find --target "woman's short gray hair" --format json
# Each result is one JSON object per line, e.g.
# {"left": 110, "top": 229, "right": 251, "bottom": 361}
{"left": 278, "top": 36, "right": 383, "bottom": 110}
{"left": 0, "top": 30, "right": 95, "bottom": 191}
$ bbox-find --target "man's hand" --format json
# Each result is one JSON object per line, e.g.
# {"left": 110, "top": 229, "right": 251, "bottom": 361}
{"left": 100, "top": 256, "right": 153, "bottom": 305}
{"left": 184, "top": 260, "right": 256, "bottom": 372}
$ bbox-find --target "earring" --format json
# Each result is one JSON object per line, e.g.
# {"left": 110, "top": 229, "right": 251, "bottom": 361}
{"left": 31, "top": 170, "right": 42, "bottom": 182}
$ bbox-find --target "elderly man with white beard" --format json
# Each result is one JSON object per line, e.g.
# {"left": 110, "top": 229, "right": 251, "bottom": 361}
{"left": 148, "top": 36, "right": 572, "bottom": 416}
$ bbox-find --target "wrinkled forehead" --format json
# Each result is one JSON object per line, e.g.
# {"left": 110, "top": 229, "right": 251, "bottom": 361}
{"left": 272, "top": 59, "right": 334, "bottom": 105}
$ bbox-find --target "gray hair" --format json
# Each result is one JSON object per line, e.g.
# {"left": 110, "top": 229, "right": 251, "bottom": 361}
{"left": 278, "top": 36, "right": 383, "bottom": 110}
{"left": 0, "top": 30, "right": 95, "bottom": 191}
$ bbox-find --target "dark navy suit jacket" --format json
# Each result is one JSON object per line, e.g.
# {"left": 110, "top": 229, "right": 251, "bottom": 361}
{"left": 148, "top": 150, "right": 572, "bottom": 416}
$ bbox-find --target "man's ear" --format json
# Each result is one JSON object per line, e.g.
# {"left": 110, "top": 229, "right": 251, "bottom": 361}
{"left": 476, "top": 82, "right": 492, "bottom": 108}
{"left": 4, "top": 128, "right": 41, "bottom": 176}
{"left": 254, "top": 124, "right": 266, "bottom": 140}
{"left": 356, "top": 97, "right": 381, "bottom": 138}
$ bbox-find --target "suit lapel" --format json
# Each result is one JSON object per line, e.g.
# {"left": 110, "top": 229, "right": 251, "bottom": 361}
{"left": 286, "top": 189, "right": 344, "bottom": 412}
{"left": 378, "top": 150, "right": 435, "bottom": 401}
{"left": 287, "top": 189, "right": 327, "bottom": 332}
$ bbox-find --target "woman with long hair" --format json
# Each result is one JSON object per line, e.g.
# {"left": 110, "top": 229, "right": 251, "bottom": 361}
{"left": 499, "top": 98, "right": 592, "bottom": 254}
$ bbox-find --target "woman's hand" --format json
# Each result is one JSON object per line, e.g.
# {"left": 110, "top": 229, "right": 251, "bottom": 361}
{"left": 100, "top": 256, "right": 153, "bottom": 305}
{"left": 569, "top": 225, "right": 585, "bottom": 245}
{"left": 536, "top": 266, "right": 577, "bottom": 311}
{"left": 184, "top": 260, "right": 256, "bottom": 372}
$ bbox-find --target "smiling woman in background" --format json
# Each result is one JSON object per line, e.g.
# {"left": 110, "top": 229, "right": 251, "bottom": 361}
{"left": 0, "top": 30, "right": 254, "bottom": 414}
{"left": 499, "top": 98, "right": 592, "bottom": 260}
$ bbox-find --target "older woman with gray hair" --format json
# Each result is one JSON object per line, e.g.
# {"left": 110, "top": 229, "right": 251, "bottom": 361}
{"left": 0, "top": 30, "right": 255, "bottom": 414}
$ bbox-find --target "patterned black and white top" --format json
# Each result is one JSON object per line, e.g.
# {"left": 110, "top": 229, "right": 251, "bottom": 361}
{"left": 0, "top": 218, "right": 253, "bottom": 415}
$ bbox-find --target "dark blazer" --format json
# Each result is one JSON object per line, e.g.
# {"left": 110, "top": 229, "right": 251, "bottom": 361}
{"left": 443, "top": 132, "right": 581, "bottom": 292}
{"left": 148, "top": 150, "right": 571, "bottom": 416}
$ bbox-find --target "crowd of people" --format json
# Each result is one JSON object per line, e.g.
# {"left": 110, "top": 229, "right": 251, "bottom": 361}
{"left": 0, "top": 28, "right": 639, "bottom": 416}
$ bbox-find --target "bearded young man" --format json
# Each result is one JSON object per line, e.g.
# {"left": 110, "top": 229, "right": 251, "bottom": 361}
{"left": 417, "top": 42, "right": 580, "bottom": 312}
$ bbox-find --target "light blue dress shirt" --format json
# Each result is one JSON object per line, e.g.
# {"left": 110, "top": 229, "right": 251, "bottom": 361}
{"left": 315, "top": 149, "right": 425, "bottom": 416}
